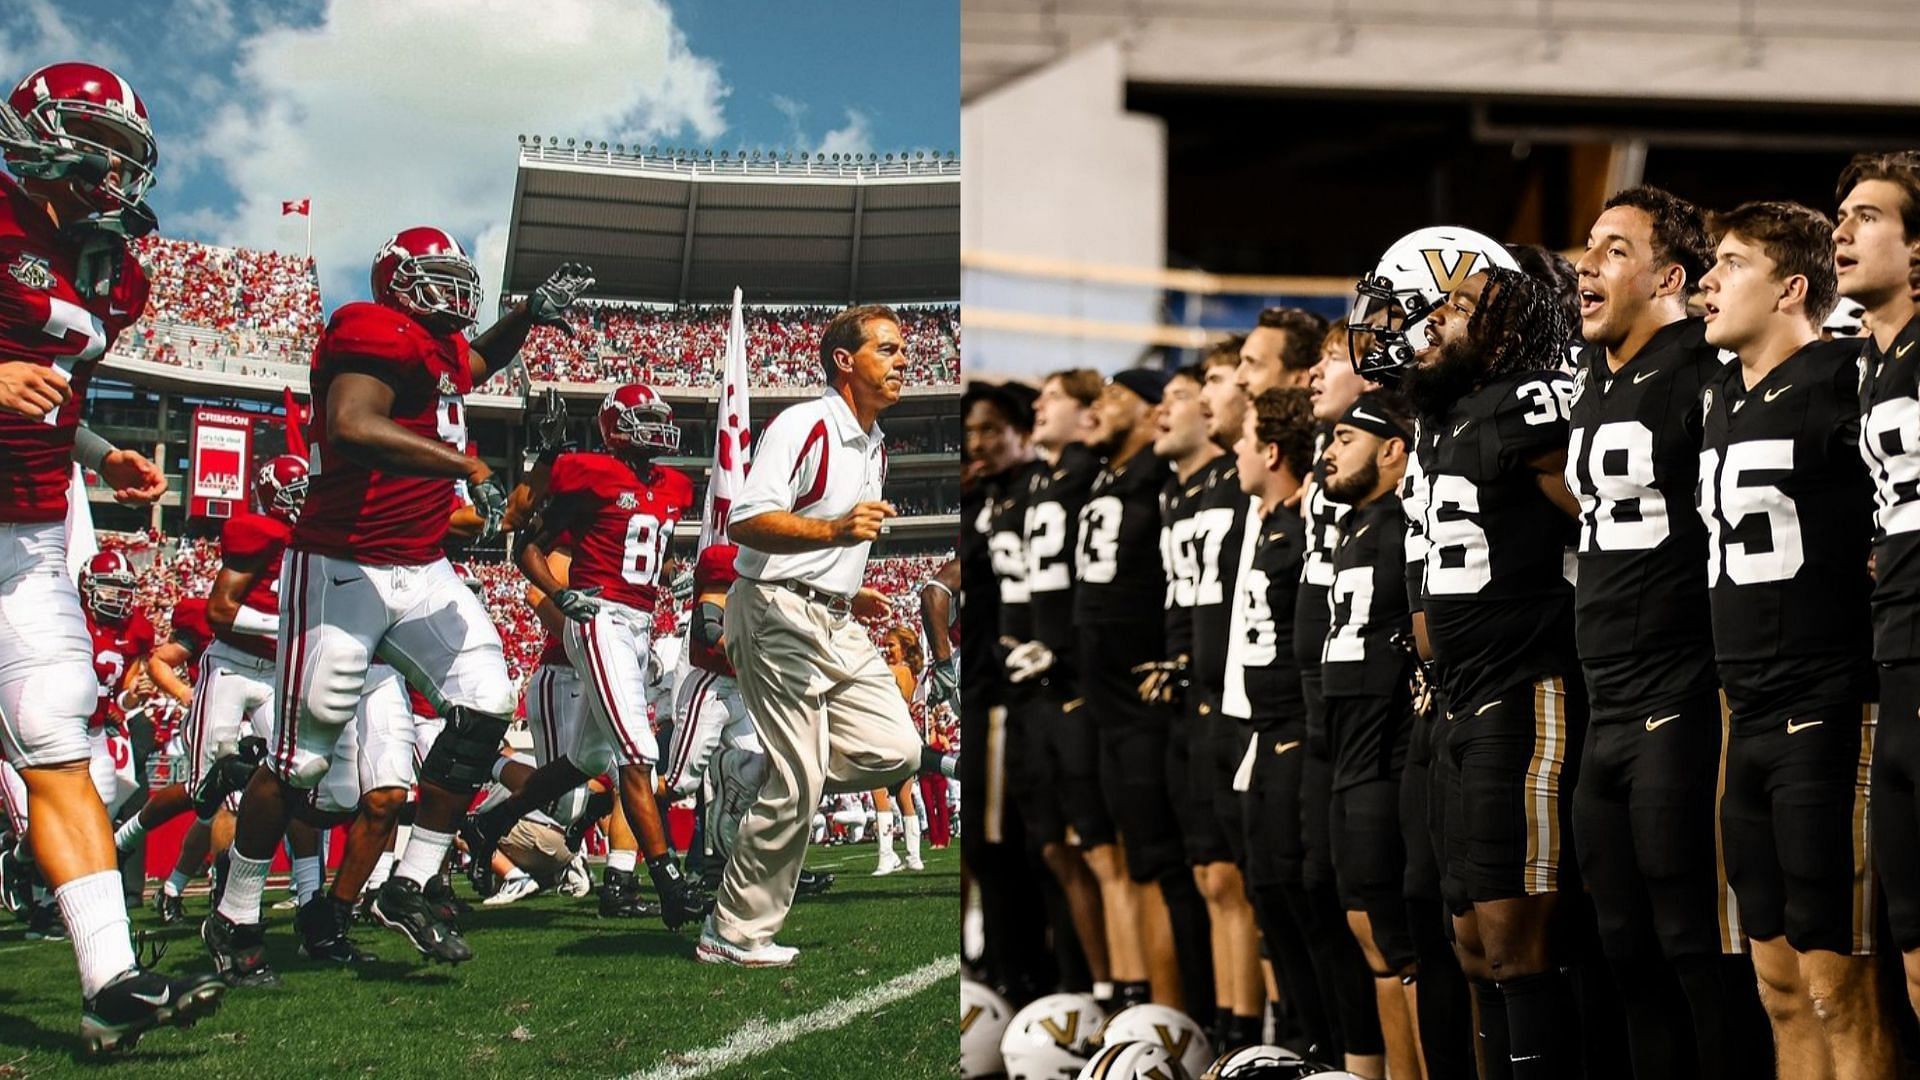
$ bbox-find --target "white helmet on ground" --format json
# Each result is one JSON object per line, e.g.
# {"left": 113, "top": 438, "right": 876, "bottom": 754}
{"left": 962, "top": 979, "right": 1015, "bottom": 1078}
{"left": 1076, "top": 1040, "right": 1193, "bottom": 1079}
{"left": 1348, "top": 225, "right": 1519, "bottom": 383}
{"left": 1197, "top": 1045, "right": 1305, "bottom": 1079}
{"left": 1001, "top": 992, "right": 1105, "bottom": 1080}
{"left": 1099, "top": 1004, "right": 1213, "bottom": 1078}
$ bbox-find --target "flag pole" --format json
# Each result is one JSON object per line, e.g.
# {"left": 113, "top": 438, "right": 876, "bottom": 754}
{"left": 305, "top": 200, "right": 313, "bottom": 262}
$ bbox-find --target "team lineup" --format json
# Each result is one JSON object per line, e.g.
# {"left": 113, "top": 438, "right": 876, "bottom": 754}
{"left": 0, "top": 59, "right": 958, "bottom": 1056}
{"left": 963, "top": 156, "right": 1920, "bottom": 1079}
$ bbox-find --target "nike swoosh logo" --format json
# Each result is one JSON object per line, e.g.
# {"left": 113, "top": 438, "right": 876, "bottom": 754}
{"left": 1275, "top": 740, "right": 1302, "bottom": 754}
{"left": 1644, "top": 713, "right": 1680, "bottom": 732}
{"left": 1351, "top": 407, "right": 1385, "bottom": 424}
{"left": 1474, "top": 700, "right": 1503, "bottom": 717}
{"left": 330, "top": 576, "right": 356, "bottom": 587}
{"left": 1899, "top": 342, "right": 1914, "bottom": 359}
{"left": 1633, "top": 370, "right": 1657, "bottom": 385}
{"left": 1452, "top": 421, "right": 1472, "bottom": 437}
{"left": 1764, "top": 385, "right": 1792, "bottom": 402}
{"left": 129, "top": 988, "right": 171, "bottom": 1006}
{"left": 1786, "top": 718, "right": 1824, "bottom": 734}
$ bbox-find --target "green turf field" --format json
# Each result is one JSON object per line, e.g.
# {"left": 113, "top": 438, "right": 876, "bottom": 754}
{"left": 0, "top": 846, "right": 960, "bottom": 1079}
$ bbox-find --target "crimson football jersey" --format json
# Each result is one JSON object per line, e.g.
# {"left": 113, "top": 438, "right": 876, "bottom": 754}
{"left": 0, "top": 174, "right": 149, "bottom": 523}
{"left": 690, "top": 543, "right": 741, "bottom": 677}
{"left": 295, "top": 301, "right": 474, "bottom": 565}
{"left": 88, "top": 608, "right": 155, "bottom": 729}
{"left": 546, "top": 452, "right": 693, "bottom": 611}
{"left": 216, "top": 510, "right": 291, "bottom": 660}
{"left": 169, "top": 597, "right": 214, "bottom": 664}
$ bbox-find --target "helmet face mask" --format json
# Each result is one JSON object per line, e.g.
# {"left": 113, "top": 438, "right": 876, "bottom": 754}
{"left": 5, "top": 63, "right": 159, "bottom": 236}
{"left": 598, "top": 384, "right": 680, "bottom": 456}
{"left": 253, "top": 455, "right": 310, "bottom": 523}
{"left": 1347, "top": 226, "right": 1517, "bottom": 385}
{"left": 372, "top": 228, "right": 482, "bottom": 332}
{"left": 80, "top": 552, "right": 137, "bottom": 622}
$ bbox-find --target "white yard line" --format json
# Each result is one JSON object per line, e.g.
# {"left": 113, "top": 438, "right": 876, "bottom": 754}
{"left": 619, "top": 954, "right": 960, "bottom": 1080}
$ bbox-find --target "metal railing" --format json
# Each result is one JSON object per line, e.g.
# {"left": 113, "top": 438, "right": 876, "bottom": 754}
{"left": 517, "top": 142, "right": 960, "bottom": 181}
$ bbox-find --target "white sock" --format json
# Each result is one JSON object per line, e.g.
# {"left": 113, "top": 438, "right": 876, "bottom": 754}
{"left": 394, "top": 827, "right": 453, "bottom": 887}
{"left": 904, "top": 813, "right": 922, "bottom": 860}
{"left": 607, "top": 848, "right": 637, "bottom": 874}
{"left": 367, "top": 852, "right": 394, "bottom": 891}
{"left": 55, "top": 870, "right": 138, "bottom": 998}
{"left": 876, "top": 811, "right": 895, "bottom": 852}
{"left": 163, "top": 869, "right": 190, "bottom": 897}
{"left": 112, "top": 815, "right": 147, "bottom": 854}
{"left": 291, "top": 855, "right": 322, "bottom": 905}
{"left": 217, "top": 849, "right": 273, "bottom": 924}
{"left": 503, "top": 867, "right": 530, "bottom": 883}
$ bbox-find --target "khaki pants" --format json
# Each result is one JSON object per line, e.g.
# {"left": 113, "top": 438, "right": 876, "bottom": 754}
{"left": 715, "top": 580, "right": 921, "bottom": 947}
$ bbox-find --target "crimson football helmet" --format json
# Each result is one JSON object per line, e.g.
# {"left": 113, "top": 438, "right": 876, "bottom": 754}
{"left": 371, "top": 226, "right": 481, "bottom": 331}
{"left": 597, "top": 383, "right": 680, "bottom": 454}
{"left": 79, "top": 550, "right": 138, "bottom": 622}
{"left": 4, "top": 62, "right": 158, "bottom": 227}
{"left": 252, "top": 454, "right": 310, "bottom": 522}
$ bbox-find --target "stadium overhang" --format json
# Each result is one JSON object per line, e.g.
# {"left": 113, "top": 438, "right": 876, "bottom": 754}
{"left": 501, "top": 145, "right": 960, "bottom": 307}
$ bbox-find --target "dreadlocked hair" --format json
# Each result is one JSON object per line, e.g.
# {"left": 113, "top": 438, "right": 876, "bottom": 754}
{"left": 1470, "top": 266, "right": 1572, "bottom": 380}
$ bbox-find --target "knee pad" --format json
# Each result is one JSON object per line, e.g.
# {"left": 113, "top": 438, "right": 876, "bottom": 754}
{"left": 550, "top": 785, "right": 591, "bottom": 828}
{"left": 418, "top": 706, "right": 510, "bottom": 793}
{"left": 301, "top": 642, "right": 370, "bottom": 731}
{"left": 569, "top": 743, "right": 617, "bottom": 779}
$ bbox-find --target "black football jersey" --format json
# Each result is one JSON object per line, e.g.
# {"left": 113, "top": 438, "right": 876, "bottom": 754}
{"left": 1564, "top": 318, "right": 1721, "bottom": 721}
{"left": 1026, "top": 442, "right": 1100, "bottom": 659}
{"left": 1190, "top": 458, "right": 1252, "bottom": 692}
{"left": 1700, "top": 338, "right": 1874, "bottom": 728}
{"left": 989, "top": 459, "right": 1044, "bottom": 648}
{"left": 1402, "top": 421, "right": 1430, "bottom": 614}
{"left": 1295, "top": 428, "right": 1350, "bottom": 674}
{"left": 1159, "top": 458, "right": 1214, "bottom": 661}
{"left": 960, "top": 479, "right": 1001, "bottom": 700}
{"left": 1323, "top": 493, "right": 1413, "bottom": 698}
{"left": 1861, "top": 315, "right": 1920, "bottom": 662}
{"left": 1076, "top": 443, "right": 1171, "bottom": 625}
{"left": 1416, "top": 369, "right": 1579, "bottom": 710}
{"left": 1224, "top": 501, "right": 1306, "bottom": 727}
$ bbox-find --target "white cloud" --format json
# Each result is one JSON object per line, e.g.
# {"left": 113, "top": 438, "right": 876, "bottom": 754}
{"left": 191, "top": 0, "right": 728, "bottom": 307}
{"left": 769, "top": 92, "right": 807, "bottom": 147}
{"left": 0, "top": 0, "right": 118, "bottom": 81}
{"left": 816, "top": 108, "right": 872, "bottom": 157}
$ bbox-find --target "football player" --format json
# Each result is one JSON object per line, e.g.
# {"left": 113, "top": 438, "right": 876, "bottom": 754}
{"left": 1837, "top": 152, "right": 1920, "bottom": 1025}
{"left": 1564, "top": 187, "right": 1771, "bottom": 1079}
{"left": 119, "top": 595, "right": 217, "bottom": 924}
{"left": 1399, "top": 263, "right": 1583, "bottom": 1079}
{"left": 1239, "top": 308, "right": 1329, "bottom": 398}
{"left": 1078, "top": 366, "right": 1202, "bottom": 1010}
{"left": 1220, "top": 386, "right": 1334, "bottom": 1056}
{"left": 203, "top": 231, "right": 592, "bottom": 981}
{"left": 0, "top": 61, "right": 225, "bottom": 1050}
{"left": 1152, "top": 364, "right": 1228, "bottom": 1032}
{"left": 1317, "top": 391, "right": 1419, "bottom": 1080}
{"left": 77, "top": 552, "right": 156, "bottom": 826}
{"left": 1003, "top": 369, "right": 1133, "bottom": 1005}
{"left": 464, "top": 382, "right": 707, "bottom": 929}
{"left": 1698, "top": 201, "right": 1890, "bottom": 1074}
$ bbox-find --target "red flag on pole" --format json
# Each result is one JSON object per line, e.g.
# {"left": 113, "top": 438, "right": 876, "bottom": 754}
{"left": 282, "top": 386, "right": 309, "bottom": 459}
{"left": 281, "top": 198, "right": 310, "bottom": 216}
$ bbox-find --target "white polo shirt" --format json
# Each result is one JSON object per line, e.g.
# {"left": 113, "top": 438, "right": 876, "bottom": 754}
{"left": 730, "top": 389, "right": 887, "bottom": 598}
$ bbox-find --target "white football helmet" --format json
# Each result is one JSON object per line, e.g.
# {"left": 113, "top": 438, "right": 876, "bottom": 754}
{"left": 962, "top": 979, "right": 1015, "bottom": 1078}
{"left": 1001, "top": 992, "right": 1105, "bottom": 1080}
{"left": 1100, "top": 1004, "right": 1213, "bottom": 1078}
{"left": 1348, "top": 225, "right": 1519, "bottom": 383}
{"left": 1076, "top": 1040, "right": 1193, "bottom": 1080}
{"left": 1198, "top": 1045, "right": 1305, "bottom": 1079}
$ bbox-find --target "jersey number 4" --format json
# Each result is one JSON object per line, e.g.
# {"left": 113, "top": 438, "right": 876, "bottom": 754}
{"left": 1698, "top": 440, "right": 1803, "bottom": 585}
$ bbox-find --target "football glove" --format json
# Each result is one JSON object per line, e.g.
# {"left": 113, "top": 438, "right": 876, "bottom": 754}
{"left": 552, "top": 587, "right": 603, "bottom": 624}
{"left": 927, "top": 655, "right": 960, "bottom": 709}
{"left": 469, "top": 474, "right": 508, "bottom": 539}
{"left": 1004, "top": 640, "right": 1054, "bottom": 684}
{"left": 1131, "top": 658, "right": 1189, "bottom": 706}
{"left": 522, "top": 387, "right": 574, "bottom": 467}
{"left": 528, "top": 261, "right": 595, "bottom": 333}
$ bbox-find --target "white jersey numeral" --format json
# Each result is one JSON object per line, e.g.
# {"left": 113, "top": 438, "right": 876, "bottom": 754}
{"left": 1076, "top": 496, "right": 1122, "bottom": 584}
{"left": 1323, "top": 565, "right": 1377, "bottom": 663}
{"left": 621, "top": 513, "right": 669, "bottom": 586}
{"left": 1567, "top": 420, "right": 1669, "bottom": 552}
{"left": 1422, "top": 472, "right": 1493, "bottom": 594}
{"left": 990, "top": 528, "right": 1030, "bottom": 604}
{"left": 1240, "top": 567, "right": 1276, "bottom": 663}
{"left": 1517, "top": 378, "right": 1573, "bottom": 426}
{"left": 1025, "top": 501, "right": 1071, "bottom": 593}
{"left": 1862, "top": 396, "right": 1920, "bottom": 537}
{"left": 42, "top": 297, "right": 106, "bottom": 427}
{"left": 1698, "top": 441, "right": 1804, "bottom": 585}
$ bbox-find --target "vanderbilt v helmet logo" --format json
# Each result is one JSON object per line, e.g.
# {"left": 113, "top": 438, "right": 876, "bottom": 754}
{"left": 1154, "top": 1024, "right": 1192, "bottom": 1057}
{"left": 1422, "top": 248, "right": 1483, "bottom": 293}
{"left": 1038, "top": 1012, "right": 1080, "bottom": 1046}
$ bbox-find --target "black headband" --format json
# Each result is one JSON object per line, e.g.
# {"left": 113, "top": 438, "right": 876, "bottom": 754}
{"left": 1337, "top": 396, "right": 1411, "bottom": 444}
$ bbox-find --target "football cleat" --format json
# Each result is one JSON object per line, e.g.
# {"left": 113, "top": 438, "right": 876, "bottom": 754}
{"left": 795, "top": 868, "right": 835, "bottom": 899}
{"left": 647, "top": 857, "right": 709, "bottom": 931}
{"left": 369, "top": 878, "right": 471, "bottom": 964}
{"left": 597, "top": 868, "right": 660, "bottom": 919}
{"left": 422, "top": 869, "right": 468, "bottom": 925}
{"left": 557, "top": 852, "right": 593, "bottom": 897}
{"left": 151, "top": 890, "right": 184, "bottom": 926}
{"left": 0, "top": 843, "right": 28, "bottom": 915}
{"left": 199, "top": 913, "right": 279, "bottom": 988}
{"left": 694, "top": 916, "right": 797, "bottom": 968}
{"left": 458, "top": 813, "right": 503, "bottom": 896}
{"left": 80, "top": 967, "right": 225, "bottom": 1055}
{"left": 482, "top": 874, "right": 541, "bottom": 907}
{"left": 295, "top": 897, "right": 374, "bottom": 965}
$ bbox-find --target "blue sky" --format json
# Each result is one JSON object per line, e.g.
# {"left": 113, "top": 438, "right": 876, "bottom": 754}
{"left": 1, "top": 0, "right": 957, "bottom": 308}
